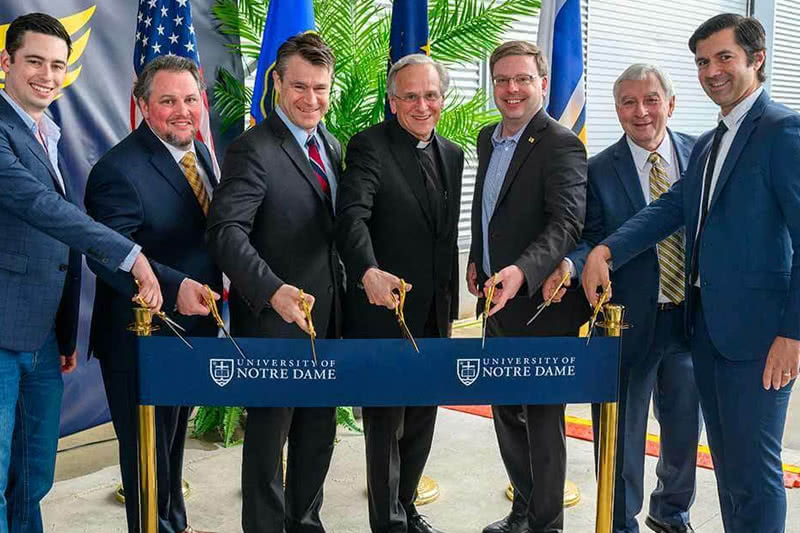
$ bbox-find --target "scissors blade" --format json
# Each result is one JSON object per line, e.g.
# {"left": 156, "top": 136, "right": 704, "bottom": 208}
{"left": 310, "top": 335, "right": 318, "bottom": 363}
{"left": 160, "top": 317, "right": 194, "bottom": 349}
{"left": 397, "top": 317, "right": 420, "bottom": 353}
{"left": 159, "top": 312, "right": 187, "bottom": 332}
{"left": 526, "top": 302, "right": 548, "bottom": 326}
{"left": 586, "top": 282, "right": 611, "bottom": 346}
{"left": 221, "top": 324, "right": 247, "bottom": 359}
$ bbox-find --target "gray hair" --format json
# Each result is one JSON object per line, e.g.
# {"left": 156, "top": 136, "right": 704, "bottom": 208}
{"left": 133, "top": 55, "right": 205, "bottom": 102}
{"left": 387, "top": 54, "right": 450, "bottom": 97}
{"left": 613, "top": 63, "right": 674, "bottom": 104}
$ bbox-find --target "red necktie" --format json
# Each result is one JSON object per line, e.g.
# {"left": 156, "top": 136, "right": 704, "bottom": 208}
{"left": 306, "top": 135, "right": 331, "bottom": 198}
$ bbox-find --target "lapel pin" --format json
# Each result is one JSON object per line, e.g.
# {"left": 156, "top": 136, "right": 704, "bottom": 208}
{"left": 528, "top": 136, "right": 535, "bottom": 144}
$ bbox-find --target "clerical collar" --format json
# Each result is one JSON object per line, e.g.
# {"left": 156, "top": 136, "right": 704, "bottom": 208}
{"left": 416, "top": 134, "right": 434, "bottom": 149}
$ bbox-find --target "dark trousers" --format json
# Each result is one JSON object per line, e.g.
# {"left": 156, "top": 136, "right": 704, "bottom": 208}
{"left": 99, "top": 357, "right": 190, "bottom": 533}
{"left": 690, "top": 294, "right": 793, "bottom": 533}
{"left": 363, "top": 305, "right": 441, "bottom": 533}
{"left": 487, "top": 316, "right": 565, "bottom": 533}
{"left": 241, "top": 406, "right": 337, "bottom": 533}
{"left": 591, "top": 306, "right": 701, "bottom": 533}
{"left": 363, "top": 405, "right": 438, "bottom": 533}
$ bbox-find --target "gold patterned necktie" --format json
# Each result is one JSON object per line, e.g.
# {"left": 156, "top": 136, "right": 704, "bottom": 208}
{"left": 648, "top": 152, "right": 685, "bottom": 304}
{"left": 179, "top": 151, "right": 210, "bottom": 215}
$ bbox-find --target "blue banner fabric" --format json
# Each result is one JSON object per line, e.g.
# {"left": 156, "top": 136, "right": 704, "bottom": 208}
{"left": 138, "top": 337, "right": 620, "bottom": 407}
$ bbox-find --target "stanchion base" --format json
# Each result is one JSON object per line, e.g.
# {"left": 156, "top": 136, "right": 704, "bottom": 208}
{"left": 115, "top": 480, "right": 190, "bottom": 504}
{"left": 505, "top": 481, "right": 580, "bottom": 508}
{"left": 415, "top": 475, "right": 440, "bottom": 505}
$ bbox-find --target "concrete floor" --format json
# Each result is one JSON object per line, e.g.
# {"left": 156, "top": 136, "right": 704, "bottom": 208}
{"left": 44, "top": 320, "right": 800, "bottom": 532}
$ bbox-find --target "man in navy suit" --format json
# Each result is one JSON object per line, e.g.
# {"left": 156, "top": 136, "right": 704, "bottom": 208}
{"left": 0, "top": 12, "right": 161, "bottom": 533}
{"left": 84, "top": 55, "right": 221, "bottom": 533}
{"left": 545, "top": 64, "right": 700, "bottom": 533}
{"left": 583, "top": 15, "right": 799, "bottom": 533}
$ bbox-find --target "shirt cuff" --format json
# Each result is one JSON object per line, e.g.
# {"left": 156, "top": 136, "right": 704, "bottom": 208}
{"left": 564, "top": 257, "right": 577, "bottom": 279}
{"left": 118, "top": 244, "right": 142, "bottom": 272}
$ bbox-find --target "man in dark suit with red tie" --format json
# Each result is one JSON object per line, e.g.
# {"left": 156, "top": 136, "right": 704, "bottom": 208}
{"left": 206, "top": 34, "right": 344, "bottom": 533}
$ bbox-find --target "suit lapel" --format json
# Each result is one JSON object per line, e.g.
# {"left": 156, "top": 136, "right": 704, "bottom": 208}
{"left": 319, "top": 123, "right": 342, "bottom": 181}
{"left": 194, "top": 141, "right": 218, "bottom": 188}
{"left": 495, "top": 110, "right": 548, "bottom": 208}
{"left": 686, "top": 136, "right": 713, "bottom": 235}
{"left": 387, "top": 120, "right": 434, "bottom": 230}
{"left": 612, "top": 136, "right": 646, "bottom": 212}
{"left": 137, "top": 124, "right": 203, "bottom": 212}
{"left": 708, "top": 91, "right": 767, "bottom": 213}
{"left": 668, "top": 128, "right": 691, "bottom": 174}
{"left": 0, "top": 99, "right": 65, "bottom": 196}
{"left": 268, "top": 113, "right": 332, "bottom": 211}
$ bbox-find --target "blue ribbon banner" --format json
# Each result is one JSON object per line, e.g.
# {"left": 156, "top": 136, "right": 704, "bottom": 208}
{"left": 138, "top": 337, "right": 620, "bottom": 407}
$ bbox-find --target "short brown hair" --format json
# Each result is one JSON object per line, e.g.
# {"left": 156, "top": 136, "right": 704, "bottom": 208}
{"left": 689, "top": 14, "right": 766, "bottom": 83}
{"left": 6, "top": 12, "right": 72, "bottom": 59}
{"left": 490, "top": 41, "right": 549, "bottom": 78}
{"left": 133, "top": 55, "right": 204, "bottom": 102}
{"left": 275, "top": 33, "right": 335, "bottom": 79}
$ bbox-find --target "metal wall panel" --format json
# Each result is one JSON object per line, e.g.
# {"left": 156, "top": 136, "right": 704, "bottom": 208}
{"left": 772, "top": 0, "right": 800, "bottom": 112}
{"left": 585, "top": 0, "right": 748, "bottom": 156}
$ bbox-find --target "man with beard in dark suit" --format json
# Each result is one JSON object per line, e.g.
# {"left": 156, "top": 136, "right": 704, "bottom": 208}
{"left": 336, "top": 54, "right": 463, "bottom": 533}
{"left": 85, "top": 55, "right": 221, "bottom": 533}
{"left": 468, "top": 41, "right": 587, "bottom": 533}
{"left": 206, "top": 34, "right": 343, "bottom": 533}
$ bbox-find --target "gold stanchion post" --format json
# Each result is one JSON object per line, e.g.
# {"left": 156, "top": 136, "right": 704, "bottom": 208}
{"left": 129, "top": 307, "right": 158, "bottom": 533}
{"left": 594, "top": 304, "right": 625, "bottom": 533}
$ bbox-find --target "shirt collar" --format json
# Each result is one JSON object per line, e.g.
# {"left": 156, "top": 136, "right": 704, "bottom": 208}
{"left": 276, "top": 105, "right": 320, "bottom": 148}
{"left": 491, "top": 116, "right": 531, "bottom": 147}
{"left": 626, "top": 130, "right": 673, "bottom": 172}
{"left": 719, "top": 86, "right": 763, "bottom": 131}
{"left": 148, "top": 123, "right": 195, "bottom": 165}
{"left": 0, "top": 89, "right": 61, "bottom": 141}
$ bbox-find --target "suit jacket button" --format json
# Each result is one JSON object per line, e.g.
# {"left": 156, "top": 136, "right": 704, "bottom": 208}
{"left": 102, "top": 258, "right": 109, "bottom": 264}
{"left": 59, "top": 264, "right": 68, "bottom": 271}
{"left": 328, "top": 285, "right": 334, "bottom": 294}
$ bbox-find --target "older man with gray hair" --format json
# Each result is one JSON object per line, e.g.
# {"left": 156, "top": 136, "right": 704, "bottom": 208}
{"left": 336, "top": 53, "right": 463, "bottom": 533}
{"left": 543, "top": 63, "right": 702, "bottom": 533}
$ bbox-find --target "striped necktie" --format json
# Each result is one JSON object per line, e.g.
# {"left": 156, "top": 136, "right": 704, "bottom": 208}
{"left": 648, "top": 152, "right": 684, "bottom": 304}
{"left": 306, "top": 135, "right": 331, "bottom": 198}
{"left": 179, "top": 151, "right": 210, "bottom": 215}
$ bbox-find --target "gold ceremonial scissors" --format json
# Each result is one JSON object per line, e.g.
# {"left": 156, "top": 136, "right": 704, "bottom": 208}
{"left": 393, "top": 279, "right": 419, "bottom": 353}
{"left": 298, "top": 290, "right": 317, "bottom": 363}
{"left": 203, "top": 284, "right": 247, "bottom": 358}
{"left": 482, "top": 273, "right": 499, "bottom": 350}
{"left": 586, "top": 282, "right": 612, "bottom": 345}
{"left": 527, "top": 271, "right": 571, "bottom": 326}
{"left": 134, "top": 280, "right": 193, "bottom": 349}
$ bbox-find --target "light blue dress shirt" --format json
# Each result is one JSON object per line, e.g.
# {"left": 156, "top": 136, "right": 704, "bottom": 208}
{"left": 481, "top": 120, "right": 530, "bottom": 276}
{"left": 275, "top": 106, "right": 337, "bottom": 207}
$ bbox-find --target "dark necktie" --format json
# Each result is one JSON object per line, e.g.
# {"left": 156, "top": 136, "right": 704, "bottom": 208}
{"left": 690, "top": 120, "right": 728, "bottom": 284}
{"left": 306, "top": 135, "right": 331, "bottom": 198}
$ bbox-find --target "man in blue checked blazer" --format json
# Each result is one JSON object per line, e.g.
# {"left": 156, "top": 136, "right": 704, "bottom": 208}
{"left": 0, "top": 13, "right": 160, "bottom": 533}
{"left": 583, "top": 15, "right": 798, "bottom": 533}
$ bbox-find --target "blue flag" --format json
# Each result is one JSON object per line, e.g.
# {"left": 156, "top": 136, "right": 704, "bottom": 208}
{"left": 537, "top": 0, "right": 586, "bottom": 143}
{"left": 250, "top": 0, "right": 315, "bottom": 125}
{"left": 385, "top": 0, "right": 429, "bottom": 118}
{"left": 0, "top": 1, "right": 243, "bottom": 436}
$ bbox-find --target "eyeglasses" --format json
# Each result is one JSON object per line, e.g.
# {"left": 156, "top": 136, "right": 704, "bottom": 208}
{"left": 392, "top": 92, "right": 443, "bottom": 104}
{"left": 492, "top": 74, "right": 539, "bottom": 87}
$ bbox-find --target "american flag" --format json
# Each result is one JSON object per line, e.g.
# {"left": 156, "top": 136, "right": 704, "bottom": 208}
{"left": 131, "top": 0, "right": 220, "bottom": 176}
